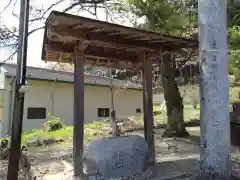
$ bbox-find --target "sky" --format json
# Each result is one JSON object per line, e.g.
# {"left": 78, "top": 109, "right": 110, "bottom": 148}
{"left": 0, "top": 0, "right": 139, "bottom": 67}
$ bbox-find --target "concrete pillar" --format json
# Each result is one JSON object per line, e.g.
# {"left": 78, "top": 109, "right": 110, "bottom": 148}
{"left": 198, "top": 0, "right": 231, "bottom": 178}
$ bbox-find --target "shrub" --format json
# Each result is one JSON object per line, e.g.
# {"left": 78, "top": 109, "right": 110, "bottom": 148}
{"left": 230, "top": 100, "right": 240, "bottom": 104}
{"left": 42, "top": 119, "right": 63, "bottom": 132}
{"left": 42, "top": 113, "right": 64, "bottom": 132}
{"left": 153, "top": 111, "right": 162, "bottom": 116}
{"left": 230, "top": 100, "right": 240, "bottom": 112}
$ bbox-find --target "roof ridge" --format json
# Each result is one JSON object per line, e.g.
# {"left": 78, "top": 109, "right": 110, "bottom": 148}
{"left": 2, "top": 63, "right": 129, "bottom": 82}
{"left": 1, "top": 63, "right": 142, "bottom": 89}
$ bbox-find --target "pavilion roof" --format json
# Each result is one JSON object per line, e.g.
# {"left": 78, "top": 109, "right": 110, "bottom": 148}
{"left": 41, "top": 11, "right": 198, "bottom": 69}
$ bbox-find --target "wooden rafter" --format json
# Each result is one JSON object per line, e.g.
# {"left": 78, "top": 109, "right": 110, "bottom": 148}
{"left": 42, "top": 11, "right": 198, "bottom": 69}
{"left": 48, "top": 26, "right": 194, "bottom": 50}
{"left": 45, "top": 43, "right": 138, "bottom": 61}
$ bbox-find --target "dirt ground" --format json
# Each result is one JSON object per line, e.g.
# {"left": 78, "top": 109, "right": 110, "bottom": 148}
{"left": 1, "top": 127, "right": 240, "bottom": 180}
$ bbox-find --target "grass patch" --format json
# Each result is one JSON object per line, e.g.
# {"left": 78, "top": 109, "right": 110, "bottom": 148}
{"left": 22, "top": 126, "right": 74, "bottom": 143}
{"left": 4, "top": 101, "right": 236, "bottom": 145}
{"left": 184, "top": 104, "right": 200, "bottom": 120}
{"left": 84, "top": 120, "right": 108, "bottom": 129}
{"left": 20, "top": 120, "right": 109, "bottom": 145}
{"left": 136, "top": 104, "right": 200, "bottom": 124}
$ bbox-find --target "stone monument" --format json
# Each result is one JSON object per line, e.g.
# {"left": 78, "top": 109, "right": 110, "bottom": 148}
{"left": 84, "top": 135, "right": 148, "bottom": 178}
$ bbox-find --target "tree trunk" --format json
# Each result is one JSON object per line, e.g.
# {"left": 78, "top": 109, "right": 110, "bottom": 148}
{"left": 161, "top": 54, "right": 189, "bottom": 137}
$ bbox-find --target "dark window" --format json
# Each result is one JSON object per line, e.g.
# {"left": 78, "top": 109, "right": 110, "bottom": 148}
{"left": 98, "top": 108, "right": 110, "bottom": 117}
{"left": 136, "top": 108, "right": 141, "bottom": 113}
{"left": 27, "top": 107, "right": 46, "bottom": 119}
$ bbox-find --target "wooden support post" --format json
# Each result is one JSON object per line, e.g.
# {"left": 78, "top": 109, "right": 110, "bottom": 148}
{"left": 142, "top": 70, "right": 147, "bottom": 140}
{"left": 73, "top": 43, "right": 85, "bottom": 177}
{"left": 141, "top": 52, "right": 155, "bottom": 164}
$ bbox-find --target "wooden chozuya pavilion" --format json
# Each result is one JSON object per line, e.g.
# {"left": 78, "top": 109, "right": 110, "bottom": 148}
{"left": 41, "top": 11, "right": 198, "bottom": 177}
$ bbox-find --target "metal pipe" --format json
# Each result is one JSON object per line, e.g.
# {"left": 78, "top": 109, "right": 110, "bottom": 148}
{"left": 7, "top": 0, "right": 30, "bottom": 179}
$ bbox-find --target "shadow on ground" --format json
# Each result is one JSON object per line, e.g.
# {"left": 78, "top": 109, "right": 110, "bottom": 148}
{"left": 2, "top": 126, "right": 240, "bottom": 179}
{"left": 146, "top": 158, "right": 199, "bottom": 179}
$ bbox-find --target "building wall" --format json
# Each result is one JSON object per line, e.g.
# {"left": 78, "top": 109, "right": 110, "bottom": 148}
{"left": 2, "top": 78, "right": 143, "bottom": 136}
{"left": 0, "top": 89, "right": 4, "bottom": 119}
{"left": 0, "top": 89, "right": 4, "bottom": 136}
{"left": 153, "top": 85, "right": 200, "bottom": 106}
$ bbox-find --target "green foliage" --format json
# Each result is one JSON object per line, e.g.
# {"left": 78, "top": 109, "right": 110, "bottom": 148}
{"left": 21, "top": 121, "right": 110, "bottom": 145}
{"left": 228, "top": 0, "right": 240, "bottom": 27}
{"left": 230, "top": 99, "right": 240, "bottom": 112}
{"left": 113, "top": 0, "right": 240, "bottom": 41}
{"left": 229, "top": 26, "right": 240, "bottom": 49}
{"left": 131, "top": 0, "right": 181, "bottom": 30}
{"left": 119, "top": 0, "right": 197, "bottom": 37}
{"left": 229, "top": 52, "right": 240, "bottom": 78}
{"left": 42, "top": 119, "right": 63, "bottom": 132}
{"left": 110, "top": 0, "right": 240, "bottom": 77}
{"left": 228, "top": 26, "right": 240, "bottom": 78}
{"left": 230, "top": 100, "right": 240, "bottom": 104}
{"left": 42, "top": 113, "right": 64, "bottom": 132}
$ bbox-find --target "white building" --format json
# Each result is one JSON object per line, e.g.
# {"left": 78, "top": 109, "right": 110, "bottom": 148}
{"left": 0, "top": 63, "right": 143, "bottom": 137}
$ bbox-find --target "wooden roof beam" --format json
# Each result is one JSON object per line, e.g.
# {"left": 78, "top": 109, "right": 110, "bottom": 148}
{"left": 92, "top": 58, "right": 98, "bottom": 66}
{"left": 48, "top": 27, "right": 156, "bottom": 52}
{"left": 135, "top": 37, "right": 152, "bottom": 40}
{"left": 46, "top": 11, "right": 198, "bottom": 46}
{"left": 82, "top": 55, "right": 133, "bottom": 69}
{"left": 45, "top": 43, "right": 138, "bottom": 62}
{"left": 85, "top": 55, "right": 129, "bottom": 66}
{"left": 123, "top": 35, "right": 144, "bottom": 39}
{"left": 86, "top": 40, "right": 153, "bottom": 52}
{"left": 96, "top": 61, "right": 133, "bottom": 69}
{"left": 72, "top": 24, "right": 83, "bottom": 29}
{"left": 89, "top": 27, "right": 118, "bottom": 33}
{"left": 149, "top": 40, "right": 168, "bottom": 43}
{"left": 90, "top": 28, "right": 104, "bottom": 32}
{"left": 48, "top": 36, "right": 156, "bottom": 53}
{"left": 48, "top": 26, "right": 196, "bottom": 51}
{"left": 107, "top": 31, "right": 130, "bottom": 36}
{"left": 44, "top": 52, "right": 135, "bottom": 69}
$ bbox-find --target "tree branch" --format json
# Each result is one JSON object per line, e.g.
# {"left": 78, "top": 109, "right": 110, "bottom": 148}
{"left": 0, "top": 49, "right": 17, "bottom": 67}
{"left": 11, "top": 0, "right": 19, "bottom": 19}
{"left": 0, "top": 0, "right": 110, "bottom": 64}
{"left": 0, "top": 0, "right": 16, "bottom": 16}
{"left": 0, "top": 0, "right": 13, "bottom": 16}
{"left": 28, "top": 26, "right": 45, "bottom": 36}
{"left": 29, "top": 0, "right": 66, "bottom": 22}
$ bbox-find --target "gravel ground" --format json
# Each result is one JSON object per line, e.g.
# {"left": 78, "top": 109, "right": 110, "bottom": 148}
{"left": 1, "top": 128, "right": 240, "bottom": 180}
